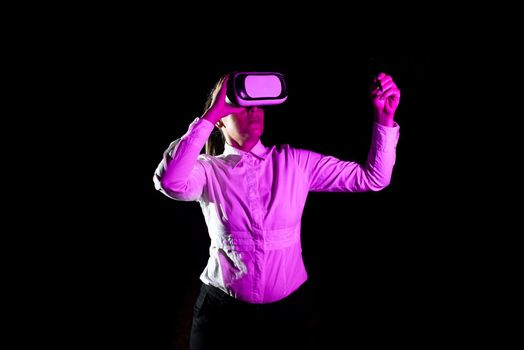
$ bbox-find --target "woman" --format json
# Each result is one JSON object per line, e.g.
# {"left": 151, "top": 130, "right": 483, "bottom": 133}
{"left": 154, "top": 71, "right": 401, "bottom": 349}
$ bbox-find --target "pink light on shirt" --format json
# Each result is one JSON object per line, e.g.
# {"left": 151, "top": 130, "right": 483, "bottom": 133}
{"left": 154, "top": 118, "right": 400, "bottom": 304}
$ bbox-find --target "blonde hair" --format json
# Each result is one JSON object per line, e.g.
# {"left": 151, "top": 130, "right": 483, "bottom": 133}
{"left": 204, "top": 74, "right": 229, "bottom": 156}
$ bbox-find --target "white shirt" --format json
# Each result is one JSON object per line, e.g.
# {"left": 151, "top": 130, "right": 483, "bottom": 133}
{"left": 154, "top": 118, "right": 399, "bottom": 303}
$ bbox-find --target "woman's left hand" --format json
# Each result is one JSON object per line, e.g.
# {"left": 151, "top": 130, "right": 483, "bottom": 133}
{"left": 370, "top": 72, "right": 401, "bottom": 127}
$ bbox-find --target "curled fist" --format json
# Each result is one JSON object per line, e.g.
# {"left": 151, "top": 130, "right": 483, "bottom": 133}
{"left": 370, "top": 72, "right": 401, "bottom": 127}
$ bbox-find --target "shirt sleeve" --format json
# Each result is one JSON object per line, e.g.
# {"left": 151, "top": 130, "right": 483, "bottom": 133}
{"left": 296, "top": 122, "right": 400, "bottom": 192}
{"left": 153, "top": 118, "right": 215, "bottom": 201}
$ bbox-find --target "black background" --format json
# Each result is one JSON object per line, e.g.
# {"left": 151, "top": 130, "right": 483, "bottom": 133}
{"left": 34, "top": 51, "right": 462, "bottom": 349}
{"left": 88, "top": 55, "right": 439, "bottom": 349}
{"left": 13, "top": 8, "right": 514, "bottom": 348}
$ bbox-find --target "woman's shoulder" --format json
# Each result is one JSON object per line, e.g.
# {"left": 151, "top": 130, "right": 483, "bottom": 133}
{"left": 266, "top": 143, "right": 293, "bottom": 153}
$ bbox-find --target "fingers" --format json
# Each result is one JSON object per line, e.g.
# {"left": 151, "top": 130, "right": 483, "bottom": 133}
{"left": 380, "top": 87, "right": 401, "bottom": 105}
{"left": 371, "top": 73, "right": 399, "bottom": 101}
{"left": 376, "top": 72, "right": 388, "bottom": 81}
{"left": 371, "top": 74, "right": 387, "bottom": 96}
{"left": 228, "top": 105, "right": 247, "bottom": 115}
{"left": 377, "top": 76, "right": 393, "bottom": 91}
{"left": 217, "top": 75, "right": 229, "bottom": 100}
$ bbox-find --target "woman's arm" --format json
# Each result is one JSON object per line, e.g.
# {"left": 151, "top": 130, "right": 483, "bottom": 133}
{"left": 153, "top": 75, "right": 244, "bottom": 201}
{"left": 297, "top": 122, "right": 400, "bottom": 192}
{"left": 153, "top": 118, "right": 214, "bottom": 201}
{"left": 298, "top": 73, "right": 401, "bottom": 192}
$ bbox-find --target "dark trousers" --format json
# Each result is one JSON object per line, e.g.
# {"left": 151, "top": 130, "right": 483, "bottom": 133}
{"left": 190, "top": 283, "right": 309, "bottom": 350}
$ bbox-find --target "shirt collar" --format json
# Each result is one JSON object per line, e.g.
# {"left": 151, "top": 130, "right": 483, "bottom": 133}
{"left": 223, "top": 140, "right": 267, "bottom": 164}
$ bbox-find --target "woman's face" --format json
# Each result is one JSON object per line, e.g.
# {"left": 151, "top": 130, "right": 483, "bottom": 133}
{"left": 220, "top": 106, "right": 265, "bottom": 143}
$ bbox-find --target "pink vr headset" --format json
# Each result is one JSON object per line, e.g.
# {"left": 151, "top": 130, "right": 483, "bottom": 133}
{"left": 226, "top": 71, "right": 288, "bottom": 107}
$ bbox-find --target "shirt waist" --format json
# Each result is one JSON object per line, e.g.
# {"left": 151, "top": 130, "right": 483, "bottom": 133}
{"left": 201, "top": 225, "right": 308, "bottom": 303}
{"left": 209, "top": 226, "right": 301, "bottom": 251}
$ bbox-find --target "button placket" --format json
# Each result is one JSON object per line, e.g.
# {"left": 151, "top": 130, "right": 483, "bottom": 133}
{"left": 247, "top": 156, "right": 263, "bottom": 227}
{"left": 245, "top": 154, "right": 265, "bottom": 302}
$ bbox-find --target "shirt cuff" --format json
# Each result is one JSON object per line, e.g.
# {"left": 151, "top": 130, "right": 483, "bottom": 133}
{"left": 184, "top": 117, "right": 216, "bottom": 140}
{"left": 372, "top": 122, "right": 400, "bottom": 151}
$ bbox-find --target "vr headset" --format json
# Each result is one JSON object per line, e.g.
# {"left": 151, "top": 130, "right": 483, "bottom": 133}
{"left": 226, "top": 71, "right": 288, "bottom": 107}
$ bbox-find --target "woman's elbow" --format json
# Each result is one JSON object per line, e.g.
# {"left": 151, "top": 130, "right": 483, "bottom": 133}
{"left": 153, "top": 173, "right": 171, "bottom": 192}
{"left": 367, "top": 176, "right": 391, "bottom": 192}
{"left": 159, "top": 177, "right": 173, "bottom": 192}
{"left": 160, "top": 178, "right": 184, "bottom": 196}
{"left": 156, "top": 177, "right": 197, "bottom": 201}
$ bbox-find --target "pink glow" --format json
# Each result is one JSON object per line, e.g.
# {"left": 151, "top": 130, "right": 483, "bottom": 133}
{"left": 154, "top": 72, "right": 402, "bottom": 306}
{"left": 244, "top": 75, "right": 282, "bottom": 98}
{"left": 155, "top": 118, "right": 400, "bottom": 303}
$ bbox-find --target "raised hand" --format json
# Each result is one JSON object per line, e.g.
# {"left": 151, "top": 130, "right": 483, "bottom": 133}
{"left": 370, "top": 72, "right": 401, "bottom": 127}
{"left": 202, "top": 75, "right": 245, "bottom": 125}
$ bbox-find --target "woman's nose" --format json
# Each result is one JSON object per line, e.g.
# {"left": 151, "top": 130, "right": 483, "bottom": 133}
{"left": 248, "top": 106, "right": 261, "bottom": 113}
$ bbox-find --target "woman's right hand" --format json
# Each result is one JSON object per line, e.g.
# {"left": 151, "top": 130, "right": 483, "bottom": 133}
{"left": 202, "top": 75, "right": 245, "bottom": 125}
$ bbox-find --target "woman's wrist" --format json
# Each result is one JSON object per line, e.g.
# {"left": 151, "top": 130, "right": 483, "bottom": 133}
{"left": 201, "top": 108, "right": 222, "bottom": 125}
{"left": 374, "top": 113, "right": 395, "bottom": 127}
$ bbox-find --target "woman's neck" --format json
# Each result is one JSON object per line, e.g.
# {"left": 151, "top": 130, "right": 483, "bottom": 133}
{"left": 227, "top": 137, "right": 259, "bottom": 153}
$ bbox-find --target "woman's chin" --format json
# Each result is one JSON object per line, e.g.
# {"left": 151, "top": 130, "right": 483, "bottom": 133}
{"left": 249, "top": 123, "right": 263, "bottom": 131}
